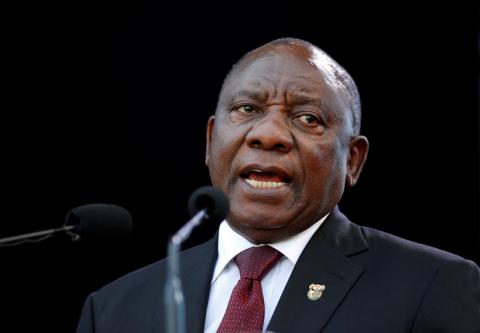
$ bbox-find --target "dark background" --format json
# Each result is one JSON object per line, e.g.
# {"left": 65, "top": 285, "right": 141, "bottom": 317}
{"left": 2, "top": 2, "right": 478, "bottom": 332}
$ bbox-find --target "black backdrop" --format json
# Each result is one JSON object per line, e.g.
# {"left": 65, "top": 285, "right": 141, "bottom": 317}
{"left": 2, "top": 2, "right": 479, "bottom": 332}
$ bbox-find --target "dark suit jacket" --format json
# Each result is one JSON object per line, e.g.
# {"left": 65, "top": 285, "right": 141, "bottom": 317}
{"left": 76, "top": 207, "right": 480, "bottom": 332}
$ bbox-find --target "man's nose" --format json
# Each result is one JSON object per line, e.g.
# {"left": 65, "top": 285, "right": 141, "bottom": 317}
{"left": 245, "top": 111, "right": 293, "bottom": 153}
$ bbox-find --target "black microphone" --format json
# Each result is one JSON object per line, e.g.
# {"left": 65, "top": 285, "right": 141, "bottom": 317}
{"left": 187, "top": 185, "right": 230, "bottom": 231}
{"left": 165, "top": 186, "right": 229, "bottom": 333}
{"left": 65, "top": 203, "right": 133, "bottom": 240}
{"left": 0, "top": 203, "right": 132, "bottom": 247}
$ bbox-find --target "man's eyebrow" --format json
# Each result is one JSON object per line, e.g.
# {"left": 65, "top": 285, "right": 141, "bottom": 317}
{"left": 290, "top": 93, "right": 339, "bottom": 122}
{"left": 230, "top": 89, "right": 268, "bottom": 102}
{"left": 289, "top": 94, "right": 325, "bottom": 109}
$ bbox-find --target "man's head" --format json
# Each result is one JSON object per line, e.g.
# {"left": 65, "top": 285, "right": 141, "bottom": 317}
{"left": 205, "top": 38, "right": 369, "bottom": 244}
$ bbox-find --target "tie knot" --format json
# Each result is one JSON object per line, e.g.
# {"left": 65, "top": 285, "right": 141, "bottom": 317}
{"left": 234, "top": 246, "right": 282, "bottom": 280}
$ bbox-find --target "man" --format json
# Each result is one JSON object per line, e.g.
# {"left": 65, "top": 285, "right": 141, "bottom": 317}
{"left": 76, "top": 38, "right": 480, "bottom": 332}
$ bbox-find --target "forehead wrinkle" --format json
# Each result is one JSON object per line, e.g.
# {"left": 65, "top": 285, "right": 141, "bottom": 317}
{"left": 226, "top": 75, "right": 278, "bottom": 103}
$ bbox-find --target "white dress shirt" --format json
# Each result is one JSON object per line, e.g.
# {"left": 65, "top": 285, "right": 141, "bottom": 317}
{"left": 204, "top": 214, "right": 329, "bottom": 333}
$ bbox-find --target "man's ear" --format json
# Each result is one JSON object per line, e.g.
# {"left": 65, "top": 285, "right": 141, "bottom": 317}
{"left": 346, "top": 135, "right": 369, "bottom": 187}
{"left": 205, "top": 115, "right": 215, "bottom": 167}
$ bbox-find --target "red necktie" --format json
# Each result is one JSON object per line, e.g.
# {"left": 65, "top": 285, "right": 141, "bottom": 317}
{"left": 217, "top": 246, "right": 283, "bottom": 333}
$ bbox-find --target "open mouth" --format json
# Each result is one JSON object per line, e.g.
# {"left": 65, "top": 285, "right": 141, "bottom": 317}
{"left": 241, "top": 168, "right": 292, "bottom": 189}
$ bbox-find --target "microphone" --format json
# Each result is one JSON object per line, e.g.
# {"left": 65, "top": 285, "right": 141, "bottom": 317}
{"left": 0, "top": 203, "right": 133, "bottom": 247}
{"left": 65, "top": 203, "right": 133, "bottom": 240}
{"left": 164, "top": 186, "right": 229, "bottom": 333}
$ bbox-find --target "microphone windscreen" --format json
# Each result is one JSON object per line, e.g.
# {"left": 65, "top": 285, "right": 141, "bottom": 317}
{"left": 188, "top": 186, "right": 229, "bottom": 224}
{"left": 65, "top": 204, "right": 133, "bottom": 239}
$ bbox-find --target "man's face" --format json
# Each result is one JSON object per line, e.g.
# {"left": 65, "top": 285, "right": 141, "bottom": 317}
{"left": 206, "top": 45, "right": 359, "bottom": 244}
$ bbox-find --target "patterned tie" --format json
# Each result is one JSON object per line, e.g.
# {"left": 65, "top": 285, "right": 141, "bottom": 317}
{"left": 217, "top": 246, "right": 283, "bottom": 333}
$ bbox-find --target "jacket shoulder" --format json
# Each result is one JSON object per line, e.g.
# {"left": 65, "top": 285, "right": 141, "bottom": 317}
{"left": 359, "top": 224, "right": 478, "bottom": 269}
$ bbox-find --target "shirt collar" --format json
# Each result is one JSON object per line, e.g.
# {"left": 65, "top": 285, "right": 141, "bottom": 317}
{"left": 212, "top": 213, "right": 330, "bottom": 283}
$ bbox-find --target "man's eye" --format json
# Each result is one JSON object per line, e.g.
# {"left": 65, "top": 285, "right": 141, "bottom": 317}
{"left": 297, "top": 114, "right": 321, "bottom": 125}
{"left": 236, "top": 105, "right": 256, "bottom": 113}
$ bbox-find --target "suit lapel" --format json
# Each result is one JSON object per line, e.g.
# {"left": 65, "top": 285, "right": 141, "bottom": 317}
{"left": 268, "top": 207, "right": 369, "bottom": 333}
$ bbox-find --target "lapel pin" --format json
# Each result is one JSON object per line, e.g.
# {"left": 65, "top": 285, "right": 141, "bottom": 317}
{"left": 307, "top": 283, "right": 326, "bottom": 301}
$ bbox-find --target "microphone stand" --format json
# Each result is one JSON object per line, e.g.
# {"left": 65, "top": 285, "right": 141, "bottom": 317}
{"left": 164, "top": 208, "right": 208, "bottom": 333}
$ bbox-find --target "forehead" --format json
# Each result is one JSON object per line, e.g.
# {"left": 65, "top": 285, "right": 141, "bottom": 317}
{"left": 221, "top": 46, "right": 346, "bottom": 105}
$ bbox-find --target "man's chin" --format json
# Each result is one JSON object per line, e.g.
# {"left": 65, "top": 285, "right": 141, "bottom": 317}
{"left": 227, "top": 218, "right": 292, "bottom": 244}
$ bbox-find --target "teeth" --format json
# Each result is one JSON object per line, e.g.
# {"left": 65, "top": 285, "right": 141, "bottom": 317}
{"left": 245, "top": 178, "right": 285, "bottom": 189}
